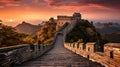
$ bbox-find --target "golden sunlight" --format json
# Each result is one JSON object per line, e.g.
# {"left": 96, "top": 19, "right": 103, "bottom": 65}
{"left": 9, "top": 19, "right": 14, "bottom": 22}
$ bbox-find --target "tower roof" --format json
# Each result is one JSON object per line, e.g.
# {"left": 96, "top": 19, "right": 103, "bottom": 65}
{"left": 73, "top": 12, "right": 81, "bottom": 17}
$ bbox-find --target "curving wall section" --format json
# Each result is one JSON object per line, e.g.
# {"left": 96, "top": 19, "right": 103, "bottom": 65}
{"left": 64, "top": 43, "right": 120, "bottom": 67}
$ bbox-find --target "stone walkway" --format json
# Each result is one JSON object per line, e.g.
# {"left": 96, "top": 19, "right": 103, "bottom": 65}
{"left": 15, "top": 35, "right": 104, "bottom": 67}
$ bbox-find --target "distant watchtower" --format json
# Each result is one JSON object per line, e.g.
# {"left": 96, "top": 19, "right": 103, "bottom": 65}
{"left": 73, "top": 12, "right": 81, "bottom": 20}
{"left": 56, "top": 12, "right": 81, "bottom": 30}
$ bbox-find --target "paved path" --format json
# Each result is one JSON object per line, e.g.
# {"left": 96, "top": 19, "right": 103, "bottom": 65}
{"left": 15, "top": 35, "right": 104, "bottom": 67}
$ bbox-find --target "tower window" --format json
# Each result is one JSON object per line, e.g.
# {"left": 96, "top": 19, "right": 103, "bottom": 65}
{"left": 77, "top": 43, "right": 79, "bottom": 48}
{"left": 88, "top": 47, "right": 90, "bottom": 51}
{"left": 87, "top": 55, "right": 89, "bottom": 58}
{"left": 110, "top": 51, "right": 113, "bottom": 58}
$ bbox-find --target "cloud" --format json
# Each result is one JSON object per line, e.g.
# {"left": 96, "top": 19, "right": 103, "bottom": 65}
{"left": 0, "top": 0, "right": 27, "bottom": 9}
{"left": 0, "top": 0, "right": 21, "bottom": 8}
{"left": 44, "top": 0, "right": 120, "bottom": 10}
{"left": 0, "top": 0, "right": 46, "bottom": 8}
{"left": 0, "top": 5, "right": 4, "bottom": 8}
{"left": 0, "top": 0, "right": 20, "bottom": 2}
{"left": 6, "top": 3, "right": 20, "bottom": 7}
{"left": 51, "top": 4, "right": 111, "bottom": 11}
{"left": 45, "top": 0, "right": 71, "bottom": 6}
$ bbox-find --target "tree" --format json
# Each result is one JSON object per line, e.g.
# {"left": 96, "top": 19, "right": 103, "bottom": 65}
{"left": 23, "top": 36, "right": 35, "bottom": 44}
{"left": 0, "top": 24, "right": 31, "bottom": 47}
{"left": 37, "top": 20, "right": 57, "bottom": 45}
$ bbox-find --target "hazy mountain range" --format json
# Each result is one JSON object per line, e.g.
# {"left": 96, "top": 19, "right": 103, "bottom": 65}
{"left": 15, "top": 22, "right": 120, "bottom": 42}
{"left": 94, "top": 22, "right": 120, "bottom": 43}
{"left": 94, "top": 22, "right": 120, "bottom": 33}
{"left": 15, "top": 21, "right": 41, "bottom": 35}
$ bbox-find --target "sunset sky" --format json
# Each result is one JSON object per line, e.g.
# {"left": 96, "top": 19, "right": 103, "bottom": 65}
{"left": 0, "top": 0, "right": 120, "bottom": 26}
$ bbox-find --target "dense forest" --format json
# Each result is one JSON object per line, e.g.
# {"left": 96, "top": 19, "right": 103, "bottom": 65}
{"left": 37, "top": 18, "right": 57, "bottom": 45}
{"left": 0, "top": 23, "right": 35, "bottom": 47}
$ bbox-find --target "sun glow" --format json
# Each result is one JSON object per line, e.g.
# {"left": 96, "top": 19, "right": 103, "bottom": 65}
{"left": 9, "top": 19, "right": 14, "bottom": 22}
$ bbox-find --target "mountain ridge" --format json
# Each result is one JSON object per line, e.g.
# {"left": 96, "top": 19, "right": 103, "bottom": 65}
{"left": 15, "top": 21, "right": 41, "bottom": 35}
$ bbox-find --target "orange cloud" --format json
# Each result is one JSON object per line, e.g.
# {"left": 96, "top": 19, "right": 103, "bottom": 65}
{"left": 0, "top": 0, "right": 21, "bottom": 9}
{"left": 45, "top": 0, "right": 120, "bottom": 11}
{"left": 0, "top": 6, "right": 4, "bottom": 8}
{"left": 0, "top": 0, "right": 20, "bottom": 2}
{"left": 51, "top": 4, "right": 111, "bottom": 11}
{"left": 6, "top": 3, "right": 20, "bottom": 7}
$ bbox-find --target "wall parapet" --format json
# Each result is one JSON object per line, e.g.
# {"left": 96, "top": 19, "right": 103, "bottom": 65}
{"left": 64, "top": 43, "right": 120, "bottom": 67}
{"left": 0, "top": 43, "right": 54, "bottom": 67}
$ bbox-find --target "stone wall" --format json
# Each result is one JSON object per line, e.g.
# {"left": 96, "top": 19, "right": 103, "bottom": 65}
{"left": 0, "top": 42, "right": 54, "bottom": 67}
{"left": 64, "top": 43, "right": 120, "bottom": 67}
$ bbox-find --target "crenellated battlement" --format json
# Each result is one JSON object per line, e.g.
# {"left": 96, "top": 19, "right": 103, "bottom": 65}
{"left": 64, "top": 43, "right": 120, "bottom": 67}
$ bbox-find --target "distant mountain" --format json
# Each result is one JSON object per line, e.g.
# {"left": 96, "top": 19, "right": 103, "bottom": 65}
{"left": 94, "top": 22, "right": 120, "bottom": 42}
{"left": 15, "top": 21, "right": 41, "bottom": 35}
{"left": 94, "top": 22, "right": 120, "bottom": 34}
{"left": 97, "top": 26, "right": 120, "bottom": 34}
{"left": 104, "top": 32, "right": 120, "bottom": 43}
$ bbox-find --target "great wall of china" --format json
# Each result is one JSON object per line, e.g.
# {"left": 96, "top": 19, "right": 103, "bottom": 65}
{"left": 0, "top": 13, "right": 120, "bottom": 67}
